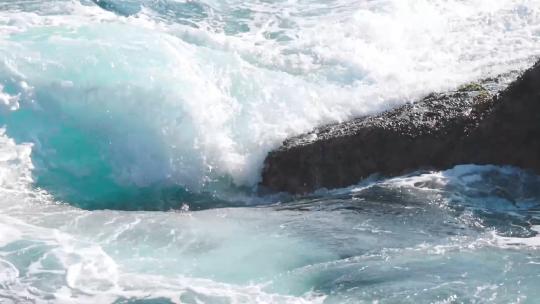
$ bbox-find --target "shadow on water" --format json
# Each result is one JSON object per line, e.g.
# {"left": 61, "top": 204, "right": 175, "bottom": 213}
{"left": 276, "top": 165, "right": 540, "bottom": 238}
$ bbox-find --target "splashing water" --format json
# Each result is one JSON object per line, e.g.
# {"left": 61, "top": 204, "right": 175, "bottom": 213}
{"left": 1, "top": 0, "right": 540, "bottom": 303}
{"left": 1, "top": 0, "right": 540, "bottom": 205}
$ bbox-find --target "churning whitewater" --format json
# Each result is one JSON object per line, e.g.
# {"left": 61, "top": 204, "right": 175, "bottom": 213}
{"left": 1, "top": 0, "right": 540, "bottom": 303}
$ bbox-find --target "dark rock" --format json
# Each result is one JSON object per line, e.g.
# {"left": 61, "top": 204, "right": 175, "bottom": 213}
{"left": 261, "top": 61, "right": 540, "bottom": 194}
{"left": 457, "top": 61, "right": 540, "bottom": 170}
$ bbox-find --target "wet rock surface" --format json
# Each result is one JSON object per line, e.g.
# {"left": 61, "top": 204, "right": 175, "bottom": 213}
{"left": 261, "top": 62, "right": 540, "bottom": 194}
{"left": 457, "top": 61, "right": 540, "bottom": 171}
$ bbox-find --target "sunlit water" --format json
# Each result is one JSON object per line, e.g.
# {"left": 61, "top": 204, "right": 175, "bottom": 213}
{"left": 1, "top": 0, "right": 540, "bottom": 303}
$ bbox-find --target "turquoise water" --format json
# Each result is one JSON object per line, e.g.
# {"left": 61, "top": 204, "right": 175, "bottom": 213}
{"left": 1, "top": 0, "right": 540, "bottom": 303}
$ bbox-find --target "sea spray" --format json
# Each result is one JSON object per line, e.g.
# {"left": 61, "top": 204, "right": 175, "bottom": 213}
{"left": 1, "top": 0, "right": 540, "bottom": 206}
{"left": 1, "top": 1, "right": 540, "bottom": 302}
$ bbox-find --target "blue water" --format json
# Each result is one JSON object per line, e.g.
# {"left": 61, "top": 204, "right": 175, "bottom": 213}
{"left": 1, "top": 0, "right": 540, "bottom": 303}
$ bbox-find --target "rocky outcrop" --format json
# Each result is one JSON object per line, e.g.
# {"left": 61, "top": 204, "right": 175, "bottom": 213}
{"left": 456, "top": 61, "right": 540, "bottom": 170}
{"left": 261, "top": 61, "right": 540, "bottom": 194}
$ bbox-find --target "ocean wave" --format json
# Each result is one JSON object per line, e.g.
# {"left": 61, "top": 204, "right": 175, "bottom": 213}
{"left": 1, "top": 0, "right": 540, "bottom": 207}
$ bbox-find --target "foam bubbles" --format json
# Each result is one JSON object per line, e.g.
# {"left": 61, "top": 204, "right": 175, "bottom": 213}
{"left": 494, "top": 225, "right": 540, "bottom": 248}
{"left": 0, "top": 85, "right": 20, "bottom": 111}
{"left": 1, "top": 3, "right": 540, "bottom": 300}
{"left": 1, "top": 0, "right": 540, "bottom": 201}
{"left": 0, "top": 127, "right": 539, "bottom": 302}
{"left": 0, "top": 128, "right": 33, "bottom": 189}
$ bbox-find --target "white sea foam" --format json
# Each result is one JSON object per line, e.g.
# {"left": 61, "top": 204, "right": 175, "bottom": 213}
{"left": 0, "top": 211, "right": 328, "bottom": 304}
{"left": 0, "top": 132, "right": 329, "bottom": 302}
{"left": 1, "top": 0, "right": 540, "bottom": 191}
{"left": 1, "top": 2, "right": 540, "bottom": 302}
{"left": 0, "top": 130, "right": 538, "bottom": 303}
{"left": 0, "top": 128, "right": 33, "bottom": 189}
{"left": 493, "top": 226, "right": 540, "bottom": 248}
